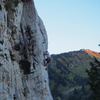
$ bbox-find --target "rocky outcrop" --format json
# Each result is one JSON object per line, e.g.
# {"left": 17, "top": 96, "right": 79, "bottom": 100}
{"left": 0, "top": 0, "right": 53, "bottom": 100}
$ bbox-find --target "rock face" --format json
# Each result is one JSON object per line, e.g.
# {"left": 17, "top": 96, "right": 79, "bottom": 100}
{"left": 0, "top": 0, "right": 53, "bottom": 100}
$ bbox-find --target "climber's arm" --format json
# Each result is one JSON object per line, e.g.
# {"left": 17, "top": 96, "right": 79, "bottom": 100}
{"left": 43, "top": 51, "right": 47, "bottom": 55}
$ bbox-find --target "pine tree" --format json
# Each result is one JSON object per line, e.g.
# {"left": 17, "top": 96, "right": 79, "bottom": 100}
{"left": 74, "top": 88, "right": 78, "bottom": 95}
{"left": 82, "top": 84, "right": 86, "bottom": 94}
{"left": 86, "top": 57, "right": 100, "bottom": 100}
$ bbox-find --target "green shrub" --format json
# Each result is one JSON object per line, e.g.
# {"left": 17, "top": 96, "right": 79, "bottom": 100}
{"left": 4, "top": 3, "right": 11, "bottom": 11}
{"left": 0, "top": 0, "right": 19, "bottom": 11}
{"left": 13, "top": 0, "right": 19, "bottom": 7}
{"left": 9, "top": 50, "right": 15, "bottom": 61}
{"left": 0, "top": 40, "right": 4, "bottom": 45}
{"left": 0, "top": 63, "right": 2, "bottom": 66}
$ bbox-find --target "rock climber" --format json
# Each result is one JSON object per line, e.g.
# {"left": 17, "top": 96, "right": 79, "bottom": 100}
{"left": 43, "top": 51, "right": 51, "bottom": 70}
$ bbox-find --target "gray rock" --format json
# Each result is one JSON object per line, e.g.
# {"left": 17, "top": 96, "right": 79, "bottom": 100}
{"left": 0, "top": 0, "right": 53, "bottom": 100}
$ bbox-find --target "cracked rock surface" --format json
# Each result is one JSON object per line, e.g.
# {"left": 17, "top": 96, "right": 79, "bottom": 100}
{"left": 0, "top": 0, "right": 53, "bottom": 100}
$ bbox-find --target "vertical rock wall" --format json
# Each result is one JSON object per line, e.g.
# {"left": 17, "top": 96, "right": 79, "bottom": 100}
{"left": 0, "top": 0, "right": 53, "bottom": 100}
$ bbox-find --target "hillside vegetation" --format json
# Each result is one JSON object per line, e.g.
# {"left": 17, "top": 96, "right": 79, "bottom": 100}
{"left": 48, "top": 49, "right": 100, "bottom": 100}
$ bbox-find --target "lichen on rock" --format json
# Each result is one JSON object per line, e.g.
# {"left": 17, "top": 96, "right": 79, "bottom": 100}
{"left": 0, "top": 0, "right": 53, "bottom": 100}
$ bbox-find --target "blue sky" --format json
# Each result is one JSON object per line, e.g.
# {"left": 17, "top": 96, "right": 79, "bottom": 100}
{"left": 34, "top": 0, "right": 100, "bottom": 54}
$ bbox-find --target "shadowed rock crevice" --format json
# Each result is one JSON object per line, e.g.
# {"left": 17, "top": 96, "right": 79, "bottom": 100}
{"left": 19, "top": 59, "right": 31, "bottom": 74}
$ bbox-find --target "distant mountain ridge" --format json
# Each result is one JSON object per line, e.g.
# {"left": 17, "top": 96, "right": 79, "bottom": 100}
{"left": 81, "top": 49, "right": 100, "bottom": 58}
{"left": 48, "top": 49, "right": 99, "bottom": 100}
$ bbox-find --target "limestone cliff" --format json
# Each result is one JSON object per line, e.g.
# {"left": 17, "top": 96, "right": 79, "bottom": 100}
{"left": 0, "top": 0, "right": 53, "bottom": 100}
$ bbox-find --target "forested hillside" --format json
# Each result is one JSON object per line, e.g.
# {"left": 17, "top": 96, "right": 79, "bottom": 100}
{"left": 48, "top": 49, "right": 100, "bottom": 100}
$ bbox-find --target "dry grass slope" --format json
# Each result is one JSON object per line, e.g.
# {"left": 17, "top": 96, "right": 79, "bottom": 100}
{"left": 84, "top": 49, "right": 100, "bottom": 58}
